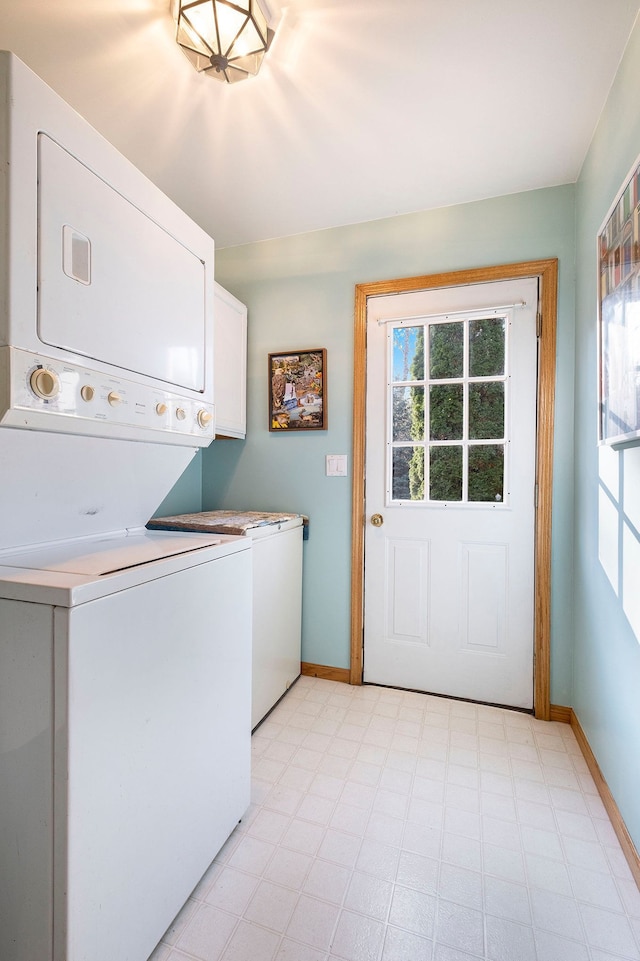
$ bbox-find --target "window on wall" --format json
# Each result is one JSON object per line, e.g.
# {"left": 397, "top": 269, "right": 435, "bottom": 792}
{"left": 389, "top": 315, "right": 509, "bottom": 505}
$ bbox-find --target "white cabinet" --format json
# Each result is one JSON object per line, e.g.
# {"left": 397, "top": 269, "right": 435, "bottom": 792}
{"left": 214, "top": 282, "right": 247, "bottom": 439}
{"left": 251, "top": 522, "right": 303, "bottom": 729}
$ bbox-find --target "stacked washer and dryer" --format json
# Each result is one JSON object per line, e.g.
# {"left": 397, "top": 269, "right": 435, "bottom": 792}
{"left": 0, "top": 53, "right": 254, "bottom": 961}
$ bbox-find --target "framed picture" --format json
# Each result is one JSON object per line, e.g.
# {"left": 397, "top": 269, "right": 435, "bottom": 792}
{"left": 269, "top": 349, "right": 327, "bottom": 431}
{"left": 598, "top": 152, "right": 640, "bottom": 447}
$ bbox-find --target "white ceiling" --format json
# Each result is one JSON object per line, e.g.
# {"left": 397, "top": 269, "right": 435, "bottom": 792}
{"left": 1, "top": 0, "right": 639, "bottom": 247}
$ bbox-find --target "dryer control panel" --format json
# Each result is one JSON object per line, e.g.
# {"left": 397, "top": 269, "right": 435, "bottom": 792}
{"left": 0, "top": 347, "right": 215, "bottom": 446}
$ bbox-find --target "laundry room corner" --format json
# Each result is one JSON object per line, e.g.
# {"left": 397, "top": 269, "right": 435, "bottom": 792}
{"left": 202, "top": 250, "right": 355, "bottom": 675}
{"left": 201, "top": 392, "right": 354, "bottom": 675}
{"left": 152, "top": 449, "right": 204, "bottom": 519}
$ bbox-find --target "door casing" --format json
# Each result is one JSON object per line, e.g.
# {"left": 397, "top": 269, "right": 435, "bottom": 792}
{"left": 350, "top": 259, "right": 558, "bottom": 720}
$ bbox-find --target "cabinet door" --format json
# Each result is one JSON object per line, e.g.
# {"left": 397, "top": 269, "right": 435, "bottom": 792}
{"left": 214, "top": 282, "right": 247, "bottom": 438}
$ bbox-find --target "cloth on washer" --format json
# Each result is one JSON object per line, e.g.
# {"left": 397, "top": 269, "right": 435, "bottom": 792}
{"left": 147, "top": 510, "right": 305, "bottom": 536}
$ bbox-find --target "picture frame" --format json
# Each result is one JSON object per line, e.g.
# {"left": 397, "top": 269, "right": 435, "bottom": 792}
{"left": 598, "top": 152, "right": 640, "bottom": 447}
{"left": 269, "top": 349, "right": 327, "bottom": 431}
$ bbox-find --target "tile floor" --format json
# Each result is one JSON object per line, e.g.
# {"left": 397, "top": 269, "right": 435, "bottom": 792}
{"left": 149, "top": 677, "right": 640, "bottom": 961}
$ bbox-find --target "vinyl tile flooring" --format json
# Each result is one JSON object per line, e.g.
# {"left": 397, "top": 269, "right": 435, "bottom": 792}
{"left": 149, "top": 676, "right": 640, "bottom": 961}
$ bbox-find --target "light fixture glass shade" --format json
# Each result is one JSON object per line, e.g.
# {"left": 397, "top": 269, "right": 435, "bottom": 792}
{"left": 175, "top": 0, "right": 274, "bottom": 83}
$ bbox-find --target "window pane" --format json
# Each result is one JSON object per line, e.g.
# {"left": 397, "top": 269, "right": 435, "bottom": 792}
{"left": 429, "top": 322, "right": 463, "bottom": 378}
{"left": 468, "top": 445, "right": 504, "bottom": 502}
{"left": 392, "top": 446, "right": 424, "bottom": 500}
{"left": 392, "top": 386, "right": 425, "bottom": 442}
{"left": 469, "top": 317, "right": 505, "bottom": 376}
{"left": 430, "top": 384, "right": 463, "bottom": 440}
{"left": 429, "top": 446, "right": 462, "bottom": 501}
{"left": 469, "top": 382, "right": 504, "bottom": 439}
{"left": 393, "top": 326, "right": 424, "bottom": 381}
{"left": 393, "top": 387, "right": 411, "bottom": 442}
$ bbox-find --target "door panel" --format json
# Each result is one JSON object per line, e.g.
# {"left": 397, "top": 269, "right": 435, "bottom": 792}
{"left": 363, "top": 278, "right": 538, "bottom": 708}
{"left": 386, "top": 537, "right": 429, "bottom": 642}
{"left": 460, "top": 542, "right": 507, "bottom": 652}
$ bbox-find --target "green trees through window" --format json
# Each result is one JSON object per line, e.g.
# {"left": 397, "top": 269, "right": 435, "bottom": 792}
{"left": 391, "top": 317, "right": 506, "bottom": 503}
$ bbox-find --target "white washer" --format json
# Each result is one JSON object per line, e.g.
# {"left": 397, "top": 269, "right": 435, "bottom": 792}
{"left": 148, "top": 511, "right": 303, "bottom": 729}
{"left": 0, "top": 529, "right": 252, "bottom": 961}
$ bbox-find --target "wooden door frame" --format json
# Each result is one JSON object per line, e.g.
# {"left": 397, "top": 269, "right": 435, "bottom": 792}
{"left": 349, "top": 259, "right": 558, "bottom": 720}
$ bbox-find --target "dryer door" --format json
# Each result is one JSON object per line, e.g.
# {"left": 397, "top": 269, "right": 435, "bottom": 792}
{"left": 37, "top": 134, "right": 207, "bottom": 392}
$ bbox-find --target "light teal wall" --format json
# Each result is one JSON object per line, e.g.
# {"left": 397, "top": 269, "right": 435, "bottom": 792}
{"left": 574, "top": 18, "right": 640, "bottom": 849}
{"left": 152, "top": 451, "right": 202, "bottom": 518}
{"left": 153, "top": 12, "right": 640, "bottom": 857}
{"left": 205, "top": 187, "right": 577, "bottom": 702}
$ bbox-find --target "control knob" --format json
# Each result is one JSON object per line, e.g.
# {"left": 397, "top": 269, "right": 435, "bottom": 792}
{"left": 107, "top": 391, "right": 122, "bottom": 406}
{"left": 30, "top": 367, "right": 60, "bottom": 400}
{"left": 197, "top": 409, "right": 213, "bottom": 429}
{"left": 175, "top": 407, "right": 186, "bottom": 421}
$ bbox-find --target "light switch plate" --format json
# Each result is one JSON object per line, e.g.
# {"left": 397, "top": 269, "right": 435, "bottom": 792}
{"left": 326, "top": 454, "right": 348, "bottom": 476}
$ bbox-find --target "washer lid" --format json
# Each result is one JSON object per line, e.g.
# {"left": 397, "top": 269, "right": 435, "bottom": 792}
{"left": 0, "top": 530, "right": 223, "bottom": 577}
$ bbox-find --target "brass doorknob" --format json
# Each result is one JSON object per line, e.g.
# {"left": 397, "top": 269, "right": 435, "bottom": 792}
{"left": 371, "top": 513, "right": 383, "bottom": 527}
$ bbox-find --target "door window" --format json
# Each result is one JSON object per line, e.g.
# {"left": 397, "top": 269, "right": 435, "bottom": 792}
{"left": 389, "top": 314, "right": 508, "bottom": 505}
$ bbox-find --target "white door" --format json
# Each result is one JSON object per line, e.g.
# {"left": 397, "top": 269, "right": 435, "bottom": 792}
{"left": 363, "top": 278, "right": 538, "bottom": 709}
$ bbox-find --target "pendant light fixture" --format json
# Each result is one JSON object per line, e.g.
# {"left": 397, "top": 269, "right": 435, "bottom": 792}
{"left": 174, "top": 0, "right": 274, "bottom": 83}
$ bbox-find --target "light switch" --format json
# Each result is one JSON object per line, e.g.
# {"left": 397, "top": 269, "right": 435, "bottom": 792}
{"left": 326, "top": 454, "right": 348, "bottom": 476}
